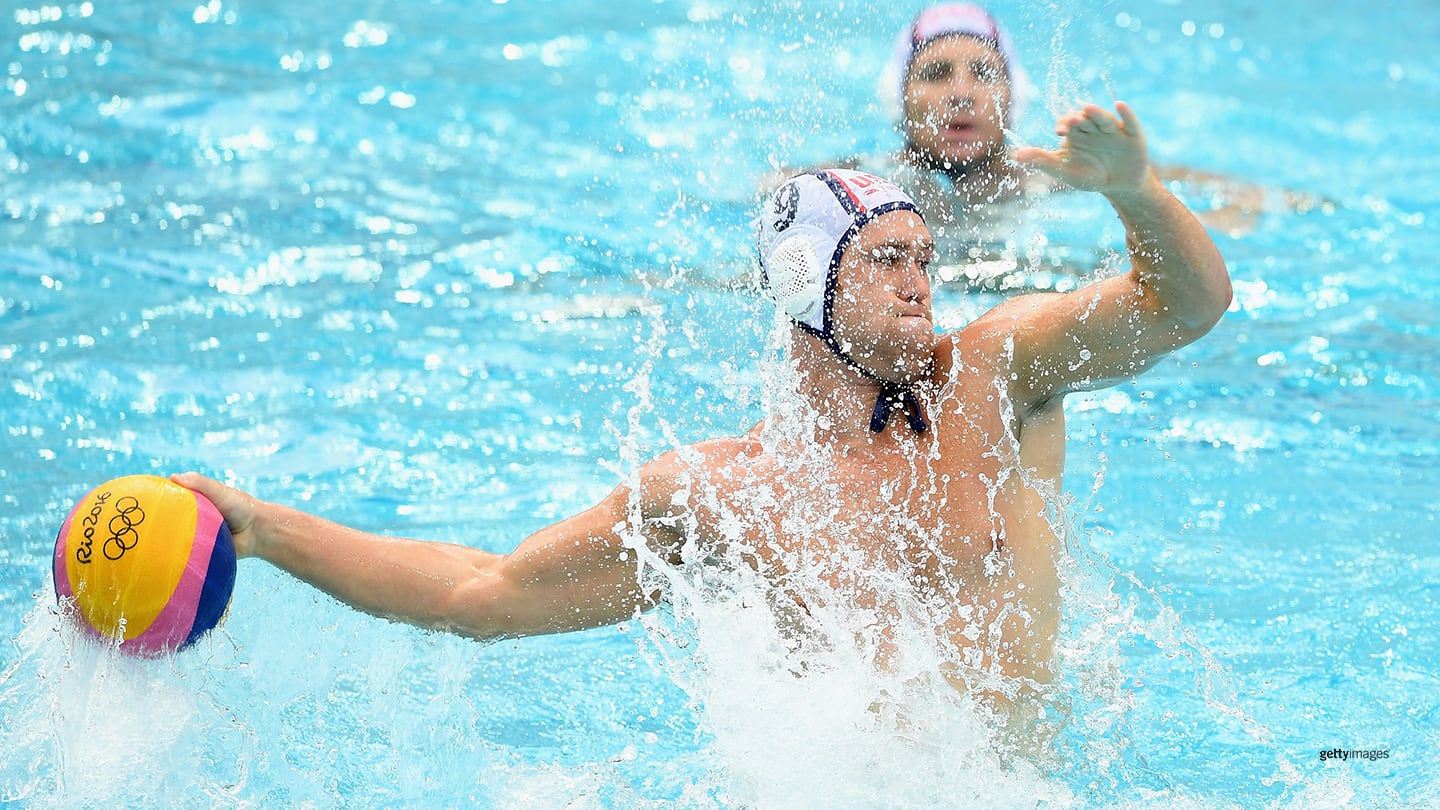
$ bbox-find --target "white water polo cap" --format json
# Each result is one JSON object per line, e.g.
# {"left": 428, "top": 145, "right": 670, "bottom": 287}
{"left": 758, "top": 169, "right": 921, "bottom": 337}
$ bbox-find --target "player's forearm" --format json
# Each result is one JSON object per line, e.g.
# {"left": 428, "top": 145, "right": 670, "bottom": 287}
{"left": 1107, "top": 172, "right": 1233, "bottom": 334}
{"left": 249, "top": 499, "right": 513, "bottom": 637}
{"left": 246, "top": 492, "right": 659, "bottom": 640}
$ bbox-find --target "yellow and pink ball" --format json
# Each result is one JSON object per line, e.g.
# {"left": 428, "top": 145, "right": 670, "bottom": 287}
{"left": 53, "top": 475, "right": 236, "bottom": 656}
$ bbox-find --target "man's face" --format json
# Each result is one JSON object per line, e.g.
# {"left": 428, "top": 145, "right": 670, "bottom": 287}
{"left": 830, "top": 210, "right": 937, "bottom": 384}
{"left": 901, "top": 35, "right": 1012, "bottom": 171}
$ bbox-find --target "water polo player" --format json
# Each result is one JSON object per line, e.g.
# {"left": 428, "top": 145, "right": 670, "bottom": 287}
{"left": 175, "top": 100, "right": 1231, "bottom": 732}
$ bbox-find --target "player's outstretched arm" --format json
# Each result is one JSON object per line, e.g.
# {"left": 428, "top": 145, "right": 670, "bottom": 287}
{"left": 172, "top": 472, "right": 678, "bottom": 640}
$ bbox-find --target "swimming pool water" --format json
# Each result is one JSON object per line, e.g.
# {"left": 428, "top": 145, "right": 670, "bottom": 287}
{"left": 2, "top": 1, "right": 1437, "bottom": 807}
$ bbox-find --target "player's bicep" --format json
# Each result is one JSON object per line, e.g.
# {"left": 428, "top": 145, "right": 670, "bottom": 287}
{"left": 452, "top": 487, "right": 658, "bottom": 638}
{"left": 1001, "top": 275, "right": 1191, "bottom": 406}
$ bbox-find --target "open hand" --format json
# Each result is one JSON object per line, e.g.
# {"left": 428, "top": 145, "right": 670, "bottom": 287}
{"left": 1013, "top": 101, "right": 1151, "bottom": 195}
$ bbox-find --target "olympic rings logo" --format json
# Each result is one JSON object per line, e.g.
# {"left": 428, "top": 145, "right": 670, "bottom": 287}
{"left": 102, "top": 496, "right": 146, "bottom": 561}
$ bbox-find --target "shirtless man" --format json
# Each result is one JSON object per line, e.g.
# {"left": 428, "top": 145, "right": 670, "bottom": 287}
{"left": 175, "top": 100, "right": 1230, "bottom": 721}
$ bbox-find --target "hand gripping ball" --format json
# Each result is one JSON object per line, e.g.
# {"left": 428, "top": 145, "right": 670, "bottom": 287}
{"left": 53, "top": 475, "right": 236, "bottom": 656}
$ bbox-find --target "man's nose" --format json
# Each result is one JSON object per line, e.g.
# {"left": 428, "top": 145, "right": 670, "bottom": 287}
{"left": 897, "top": 260, "right": 930, "bottom": 301}
{"left": 945, "top": 80, "right": 976, "bottom": 107}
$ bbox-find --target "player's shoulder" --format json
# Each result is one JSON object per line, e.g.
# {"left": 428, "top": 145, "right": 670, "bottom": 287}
{"left": 642, "top": 431, "right": 766, "bottom": 481}
{"left": 946, "top": 292, "right": 1065, "bottom": 346}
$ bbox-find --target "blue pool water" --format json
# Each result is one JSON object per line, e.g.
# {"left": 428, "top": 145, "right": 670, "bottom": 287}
{"left": 2, "top": 1, "right": 1437, "bottom": 806}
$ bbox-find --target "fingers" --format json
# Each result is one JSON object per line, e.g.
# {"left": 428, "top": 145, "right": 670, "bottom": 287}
{"left": 172, "top": 472, "right": 260, "bottom": 558}
{"left": 1054, "top": 110, "right": 1085, "bottom": 137}
{"left": 1011, "top": 145, "right": 1063, "bottom": 176}
{"left": 1075, "top": 105, "right": 1119, "bottom": 134}
{"left": 1054, "top": 102, "right": 1131, "bottom": 138}
{"left": 171, "top": 471, "right": 222, "bottom": 500}
{"left": 1114, "top": 100, "right": 1143, "bottom": 138}
{"left": 1086, "top": 104, "right": 1121, "bottom": 134}
{"left": 170, "top": 471, "right": 246, "bottom": 522}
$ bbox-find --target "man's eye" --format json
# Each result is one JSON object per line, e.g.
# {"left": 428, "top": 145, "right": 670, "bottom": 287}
{"left": 972, "top": 61, "right": 1004, "bottom": 83}
{"left": 912, "top": 61, "right": 951, "bottom": 83}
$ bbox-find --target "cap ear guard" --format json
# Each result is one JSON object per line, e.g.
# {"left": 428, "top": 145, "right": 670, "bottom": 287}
{"left": 761, "top": 227, "right": 827, "bottom": 330}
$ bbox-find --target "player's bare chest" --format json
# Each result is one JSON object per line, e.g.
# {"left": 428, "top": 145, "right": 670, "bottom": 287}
{"left": 742, "top": 443, "right": 1011, "bottom": 580}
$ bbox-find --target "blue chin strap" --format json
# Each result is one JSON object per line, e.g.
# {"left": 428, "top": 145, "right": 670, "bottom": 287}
{"left": 870, "top": 383, "right": 929, "bottom": 434}
{"left": 802, "top": 306, "right": 929, "bottom": 435}
{"left": 819, "top": 327, "right": 929, "bottom": 434}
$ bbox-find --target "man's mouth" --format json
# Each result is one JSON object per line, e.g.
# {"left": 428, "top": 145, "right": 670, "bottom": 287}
{"left": 940, "top": 118, "right": 978, "bottom": 141}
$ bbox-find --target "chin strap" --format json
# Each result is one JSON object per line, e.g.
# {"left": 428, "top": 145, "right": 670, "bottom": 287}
{"left": 870, "top": 384, "right": 929, "bottom": 434}
{"left": 812, "top": 326, "right": 929, "bottom": 435}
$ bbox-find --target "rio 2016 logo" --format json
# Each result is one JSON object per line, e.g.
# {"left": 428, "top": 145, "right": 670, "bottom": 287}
{"left": 74, "top": 492, "right": 146, "bottom": 564}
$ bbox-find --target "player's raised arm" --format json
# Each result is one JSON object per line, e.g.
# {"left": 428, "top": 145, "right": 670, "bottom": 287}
{"left": 996, "top": 101, "right": 1232, "bottom": 406}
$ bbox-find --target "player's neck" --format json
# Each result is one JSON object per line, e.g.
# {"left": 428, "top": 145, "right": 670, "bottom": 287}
{"left": 788, "top": 334, "right": 923, "bottom": 451}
